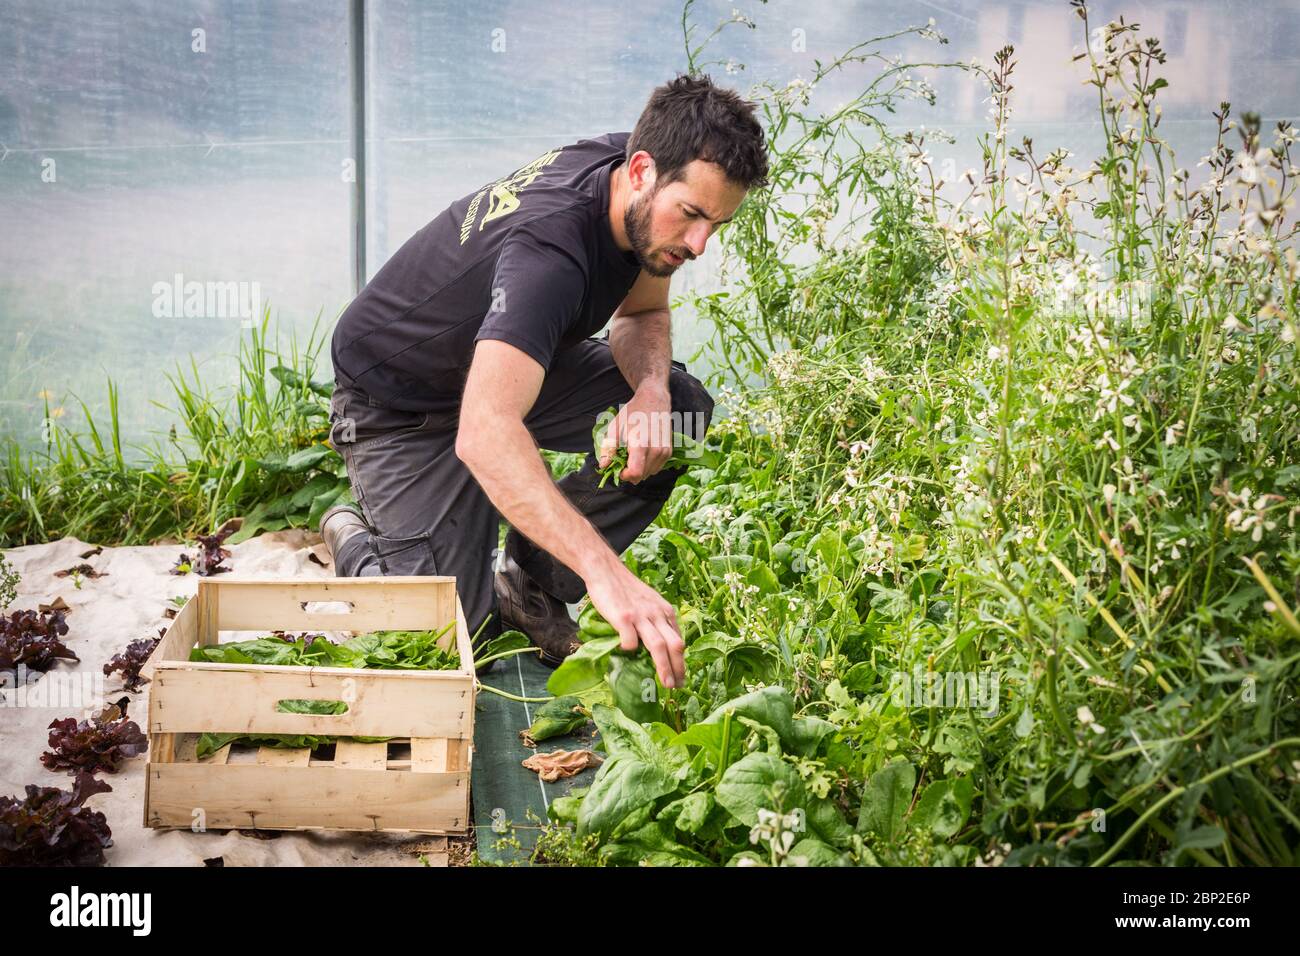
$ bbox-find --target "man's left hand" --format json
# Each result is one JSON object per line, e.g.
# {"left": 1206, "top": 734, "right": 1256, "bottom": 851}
{"left": 598, "top": 382, "right": 673, "bottom": 484}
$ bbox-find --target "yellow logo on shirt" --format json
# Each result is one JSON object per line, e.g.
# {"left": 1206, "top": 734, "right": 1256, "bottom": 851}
{"left": 459, "top": 147, "right": 562, "bottom": 244}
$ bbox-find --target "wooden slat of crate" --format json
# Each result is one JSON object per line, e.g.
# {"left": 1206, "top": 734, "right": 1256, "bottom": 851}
{"left": 142, "top": 596, "right": 200, "bottom": 683}
{"left": 411, "top": 738, "right": 445, "bottom": 772}
{"left": 148, "top": 578, "right": 466, "bottom": 670}
{"left": 257, "top": 746, "right": 312, "bottom": 766}
{"left": 411, "top": 737, "right": 471, "bottom": 771}
{"left": 453, "top": 595, "right": 473, "bottom": 672}
{"left": 197, "top": 583, "right": 219, "bottom": 647}
{"left": 146, "top": 763, "right": 469, "bottom": 832}
{"left": 449, "top": 738, "right": 469, "bottom": 771}
{"left": 172, "top": 734, "right": 233, "bottom": 765}
{"left": 149, "top": 663, "right": 470, "bottom": 738}
{"left": 335, "top": 740, "right": 388, "bottom": 770}
{"left": 202, "top": 577, "right": 459, "bottom": 639}
{"left": 172, "top": 734, "right": 197, "bottom": 762}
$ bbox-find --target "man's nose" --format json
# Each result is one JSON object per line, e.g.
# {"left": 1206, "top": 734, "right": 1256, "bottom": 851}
{"left": 684, "top": 222, "right": 710, "bottom": 258}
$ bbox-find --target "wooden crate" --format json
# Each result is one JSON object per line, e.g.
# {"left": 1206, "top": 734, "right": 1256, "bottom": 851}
{"left": 142, "top": 576, "right": 475, "bottom": 835}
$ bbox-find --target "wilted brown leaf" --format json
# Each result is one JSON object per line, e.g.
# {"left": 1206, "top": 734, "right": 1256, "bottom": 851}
{"left": 521, "top": 749, "right": 602, "bottom": 782}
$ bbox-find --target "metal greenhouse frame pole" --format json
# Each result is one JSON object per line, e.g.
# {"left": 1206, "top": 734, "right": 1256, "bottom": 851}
{"left": 348, "top": 0, "right": 367, "bottom": 294}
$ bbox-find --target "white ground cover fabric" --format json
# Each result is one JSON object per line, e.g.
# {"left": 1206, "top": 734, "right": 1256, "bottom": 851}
{"left": 1, "top": 530, "right": 445, "bottom": 866}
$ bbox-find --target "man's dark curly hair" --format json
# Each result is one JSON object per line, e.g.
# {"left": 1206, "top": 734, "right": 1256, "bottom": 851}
{"left": 627, "top": 72, "right": 770, "bottom": 192}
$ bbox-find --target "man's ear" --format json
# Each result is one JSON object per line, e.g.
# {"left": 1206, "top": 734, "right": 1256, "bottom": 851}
{"left": 628, "top": 149, "right": 657, "bottom": 193}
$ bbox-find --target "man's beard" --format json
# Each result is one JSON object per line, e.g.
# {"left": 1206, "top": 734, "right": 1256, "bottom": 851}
{"left": 623, "top": 188, "right": 677, "bottom": 278}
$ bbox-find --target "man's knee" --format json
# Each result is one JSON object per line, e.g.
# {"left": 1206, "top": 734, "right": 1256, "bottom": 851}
{"left": 668, "top": 365, "right": 715, "bottom": 440}
{"left": 367, "top": 532, "right": 440, "bottom": 576}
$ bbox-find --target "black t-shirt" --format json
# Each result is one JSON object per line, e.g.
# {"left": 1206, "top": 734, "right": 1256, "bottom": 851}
{"left": 330, "top": 131, "right": 643, "bottom": 411}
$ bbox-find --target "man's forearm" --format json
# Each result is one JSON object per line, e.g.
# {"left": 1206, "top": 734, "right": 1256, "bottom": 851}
{"left": 456, "top": 337, "right": 685, "bottom": 687}
{"left": 457, "top": 413, "right": 622, "bottom": 584}
{"left": 609, "top": 309, "right": 672, "bottom": 395}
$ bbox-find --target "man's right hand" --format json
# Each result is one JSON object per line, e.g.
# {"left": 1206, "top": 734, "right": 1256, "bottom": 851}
{"left": 583, "top": 559, "right": 686, "bottom": 689}
{"left": 457, "top": 339, "right": 687, "bottom": 690}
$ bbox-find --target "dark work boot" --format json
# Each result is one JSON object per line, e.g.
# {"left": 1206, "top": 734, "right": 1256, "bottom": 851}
{"left": 493, "top": 553, "right": 581, "bottom": 668}
{"left": 319, "top": 504, "right": 369, "bottom": 567}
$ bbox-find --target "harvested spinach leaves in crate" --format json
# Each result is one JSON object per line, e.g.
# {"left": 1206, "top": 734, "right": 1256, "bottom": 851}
{"left": 188, "top": 624, "right": 458, "bottom": 758}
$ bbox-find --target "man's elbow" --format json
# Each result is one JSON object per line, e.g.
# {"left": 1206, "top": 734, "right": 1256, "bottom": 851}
{"left": 456, "top": 405, "right": 512, "bottom": 470}
{"left": 452, "top": 400, "right": 483, "bottom": 463}
{"left": 455, "top": 407, "right": 486, "bottom": 468}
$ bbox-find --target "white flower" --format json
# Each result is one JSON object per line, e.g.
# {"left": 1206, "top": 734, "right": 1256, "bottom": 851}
{"left": 919, "top": 17, "right": 946, "bottom": 43}
{"left": 858, "top": 354, "right": 887, "bottom": 383}
{"left": 1094, "top": 430, "right": 1120, "bottom": 452}
{"left": 1077, "top": 705, "right": 1106, "bottom": 734}
{"left": 908, "top": 150, "right": 933, "bottom": 170}
{"left": 1223, "top": 486, "right": 1280, "bottom": 542}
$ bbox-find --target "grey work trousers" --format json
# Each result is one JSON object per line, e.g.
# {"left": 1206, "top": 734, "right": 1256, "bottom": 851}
{"left": 326, "top": 337, "right": 714, "bottom": 643}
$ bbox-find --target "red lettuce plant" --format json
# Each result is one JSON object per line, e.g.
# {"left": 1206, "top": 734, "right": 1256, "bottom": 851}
{"left": 0, "top": 608, "right": 76, "bottom": 672}
{"left": 103, "top": 635, "right": 161, "bottom": 692}
{"left": 0, "top": 772, "right": 113, "bottom": 866}
{"left": 42, "top": 699, "right": 148, "bottom": 775}
{"left": 171, "top": 523, "right": 235, "bottom": 577}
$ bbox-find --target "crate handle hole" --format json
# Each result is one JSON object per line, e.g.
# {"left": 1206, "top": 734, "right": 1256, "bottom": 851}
{"left": 300, "top": 600, "right": 355, "bottom": 615}
{"left": 275, "top": 698, "right": 350, "bottom": 716}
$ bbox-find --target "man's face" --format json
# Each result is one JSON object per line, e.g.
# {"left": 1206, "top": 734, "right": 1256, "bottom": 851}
{"left": 624, "top": 157, "right": 748, "bottom": 277}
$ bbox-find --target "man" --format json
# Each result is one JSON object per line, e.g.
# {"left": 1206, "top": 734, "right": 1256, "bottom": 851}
{"left": 321, "top": 73, "right": 769, "bottom": 690}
